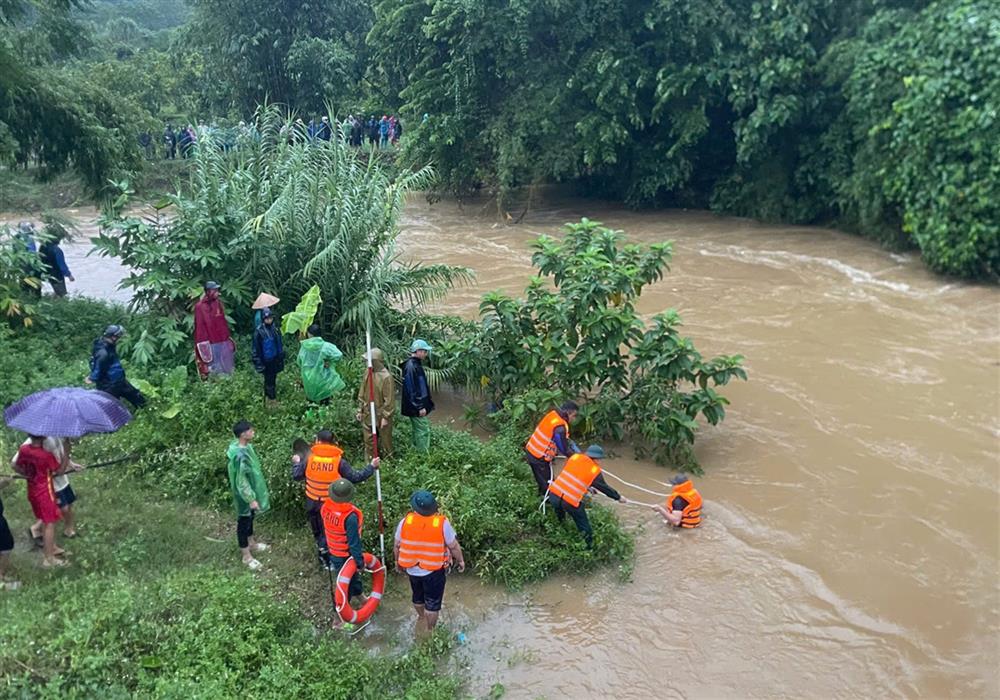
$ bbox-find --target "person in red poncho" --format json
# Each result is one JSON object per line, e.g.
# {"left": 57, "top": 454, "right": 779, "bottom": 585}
{"left": 194, "top": 280, "right": 235, "bottom": 378}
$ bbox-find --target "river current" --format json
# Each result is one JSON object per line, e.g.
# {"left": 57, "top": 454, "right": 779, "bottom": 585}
{"left": 6, "top": 196, "right": 998, "bottom": 698}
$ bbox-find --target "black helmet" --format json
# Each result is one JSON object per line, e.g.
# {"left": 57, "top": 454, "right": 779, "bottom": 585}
{"left": 103, "top": 324, "right": 125, "bottom": 338}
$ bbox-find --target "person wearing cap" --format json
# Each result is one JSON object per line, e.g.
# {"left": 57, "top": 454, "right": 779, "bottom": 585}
{"left": 251, "top": 308, "right": 285, "bottom": 406}
{"left": 357, "top": 347, "right": 395, "bottom": 459}
{"left": 400, "top": 340, "right": 435, "bottom": 453}
{"left": 297, "top": 324, "right": 346, "bottom": 403}
{"left": 291, "top": 430, "right": 378, "bottom": 569}
{"left": 85, "top": 325, "right": 146, "bottom": 408}
{"left": 227, "top": 420, "right": 271, "bottom": 571}
{"left": 524, "top": 401, "right": 581, "bottom": 495}
{"left": 394, "top": 490, "right": 465, "bottom": 632}
{"left": 652, "top": 474, "right": 703, "bottom": 528}
{"left": 193, "top": 281, "right": 235, "bottom": 378}
{"left": 546, "top": 445, "right": 627, "bottom": 548}
{"left": 321, "top": 479, "right": 366, "bottom": 612}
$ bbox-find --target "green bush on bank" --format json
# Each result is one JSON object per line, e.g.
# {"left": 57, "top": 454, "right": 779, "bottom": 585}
{"left": 0, "top": 297, "right": 633, "bottom": 589}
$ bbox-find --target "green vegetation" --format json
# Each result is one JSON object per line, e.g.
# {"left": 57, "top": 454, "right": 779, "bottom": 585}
{"left": 92, "top": 106, "right": 469, "bottom": 363}
{"left": 372, "top": 0, "right": 999, "bottom": 278}
{"left": 0, "top": 468, "right": 458, "bottom": 698}
{"left": 0, "top": 297, "right": 634, "bottom": 589}
{"left": 432, "top": 219, "right": 746, "bottom": 469}
{"left": 3, "top": 0, "right": 996, "bottom": 277}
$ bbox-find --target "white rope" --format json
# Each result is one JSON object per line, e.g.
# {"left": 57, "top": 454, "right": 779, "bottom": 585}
{"left": 620, "top": 498, "right": 660, "bottom": 508}
{"left": 601, "top": 467, "right": 670, "bottom": 498}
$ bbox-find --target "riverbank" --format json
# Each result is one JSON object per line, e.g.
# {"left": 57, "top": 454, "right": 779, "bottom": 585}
{"left": 3, "top": 196, "right": 998, "bottom": 696}
{"left": 0, "top": 294, "right": 633, "bottom": 696}
{"left": 0, "top": 161, "right": 192, "bottom": 213}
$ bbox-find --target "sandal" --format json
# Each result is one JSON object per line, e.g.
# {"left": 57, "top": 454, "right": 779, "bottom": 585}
{"left": 63, "top": 530, "right": 78, "bottom": 539}
{"left": 41, "top": 557, "right": 68, "bottom": 568}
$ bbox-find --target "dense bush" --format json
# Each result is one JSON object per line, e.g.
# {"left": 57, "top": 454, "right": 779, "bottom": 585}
{"left": 0, "top": 297, "right": 633, "bottom": 589}
{"left": 433, "top": 219, "right": 746, "bottom": 469}
{"left": 373, "top": 0, "right": 998, "bottom": 278}
{"left": 92, "top": 104, "right": 470, "bottom": 366}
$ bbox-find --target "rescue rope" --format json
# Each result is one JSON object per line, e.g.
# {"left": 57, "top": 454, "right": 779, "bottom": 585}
{"left": 600, "top": 468, "right": 670, "bottom": 498}
{"left": 620, "top": 498, "right": 660, "bottom": 508}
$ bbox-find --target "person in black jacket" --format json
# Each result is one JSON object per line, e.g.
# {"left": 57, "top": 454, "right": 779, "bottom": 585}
{"left": 400, "top": 339, "right": 434, "bottom": 453}
{"left": 85, "top": 325, "right": 146, "bottom": 408}
{"left": 251, "top": 308, "right": 285, "bottom": 406}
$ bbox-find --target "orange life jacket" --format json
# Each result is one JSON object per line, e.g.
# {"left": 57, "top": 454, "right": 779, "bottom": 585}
{"left": 525, "top": 410, "right": 569, "bottom": 461}
{"left": 668, "top": 480, "right": 702, "bottom": 528}
{"left": 321, "top": 500, "right": 364, "bottom": 558}
{"left": 397, "top": 512, "right": 449, "bottom": 570}
{"left": 305, "top": 442, "right": 343, "bottom": 501}
{"left": 548, "top": 453, "right": 600, "bottom": 508}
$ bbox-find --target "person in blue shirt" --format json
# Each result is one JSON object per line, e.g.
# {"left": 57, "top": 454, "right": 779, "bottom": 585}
{"left": 39, "top": 232, "right": 74, "bottom": 297}
{"left": 251, "top": 308, "right": 285, "bottom": 406}
{"left": 86, "top": 325, "right": 146, "bottom": 408}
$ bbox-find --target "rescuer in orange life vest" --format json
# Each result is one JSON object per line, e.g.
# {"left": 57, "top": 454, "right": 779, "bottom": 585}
{"left": 394, "top": 489, "right": 465, "bottom": 633}
{"left": 545, "top": 445, "right": 628, "bottom": 548}
{"left": 651, "top": 473, "right": 703, "bottom": 528}
{"left": 291, "top": 429, "right": 379, "bottom": 569}
{"left": 321, "top": 478, "right": 367, "bottom": 624}
{"left": 524, "top": 401, "right": 581, "bottom": 495}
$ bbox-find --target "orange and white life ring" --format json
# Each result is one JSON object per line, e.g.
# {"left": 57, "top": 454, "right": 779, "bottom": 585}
{"left": 335, "top": 552, "right": 385, "bottom": 624}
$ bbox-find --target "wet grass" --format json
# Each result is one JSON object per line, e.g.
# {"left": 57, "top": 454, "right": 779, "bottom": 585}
{"left": 0, "top": 468, "right": 459, "bottom": 698}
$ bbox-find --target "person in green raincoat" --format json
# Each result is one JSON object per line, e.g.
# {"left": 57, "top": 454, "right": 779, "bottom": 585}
{"left": 228, "top": 420, "right": 271, "bottom": 571}
{"left": 297, "top": 324, "right": 346, "bottom": 403}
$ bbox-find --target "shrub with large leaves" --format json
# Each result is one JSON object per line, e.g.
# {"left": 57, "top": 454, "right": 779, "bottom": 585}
{"left": 93, "top": 105, "right": 470, "bottom": 365}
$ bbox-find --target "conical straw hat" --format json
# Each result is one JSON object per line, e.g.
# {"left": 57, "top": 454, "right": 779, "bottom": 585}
{"left": 252, "top": 292, "right": 280, "bottom": 310}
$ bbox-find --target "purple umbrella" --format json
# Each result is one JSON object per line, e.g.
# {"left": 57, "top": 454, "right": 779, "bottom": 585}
{"left": 3, "top": 387, "right": 133, "bottom": 438}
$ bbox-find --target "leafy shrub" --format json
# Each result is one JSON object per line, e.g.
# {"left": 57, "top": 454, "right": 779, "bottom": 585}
{"left": 434, "top": 219, "right": 746, "bottom": 469}
{"left": 92, "top": 104, "right": 470, "bottom": 367}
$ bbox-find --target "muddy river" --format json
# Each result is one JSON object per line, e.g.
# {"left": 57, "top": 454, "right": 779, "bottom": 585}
{"left": 6, "top": 197, "right": 998, "bottom": 698}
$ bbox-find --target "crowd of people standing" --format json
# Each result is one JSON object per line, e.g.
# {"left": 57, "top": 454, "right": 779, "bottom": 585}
{"left": 145, "top": 113, "right": 405, "bottom": 160}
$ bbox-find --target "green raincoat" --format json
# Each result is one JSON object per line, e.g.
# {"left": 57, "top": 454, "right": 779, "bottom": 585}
{"left": 227, "top": 440, "right": 270, "bottom": 517}
{"left": 298, "top": 336, "right": 346, "bottom": 401}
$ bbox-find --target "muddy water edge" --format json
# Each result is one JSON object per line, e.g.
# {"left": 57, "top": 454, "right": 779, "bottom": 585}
{"left": 6, "top": 197, "right": 998, "bottom": 698}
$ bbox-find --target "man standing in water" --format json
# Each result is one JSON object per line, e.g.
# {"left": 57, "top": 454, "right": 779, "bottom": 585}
{"left": 394, "top": 490, "right": 465, "bottom": 633}
{"left": 193, "top": 281, "right": 235, "bottom": 378}
{"left": 652, "top": 474, "right": 702, "bottom": 528}
{"left": 546, "top": 445, "right": 628, "bottom": 548}
{"left": 524, "top": 401, "right": 580, "bottom": 495}
{"left": 401, "top": 340, "right": 434, "bottom": 453}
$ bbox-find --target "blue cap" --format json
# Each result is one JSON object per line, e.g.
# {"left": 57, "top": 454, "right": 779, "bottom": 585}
{"left": 204, "top": 280, "right": 221, "bottom": 290}
{"left": 410, "top": 490, "right": 438, "bottom": 516}
{"left": 410, "top": 339, "right": 432, "bottom": 353}
{"left": 585, "top": 444, "right": 605, "bottom": 459}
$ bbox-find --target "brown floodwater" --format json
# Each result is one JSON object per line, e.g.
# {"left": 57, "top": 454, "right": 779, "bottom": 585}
{"left": 7, "top": 196, "right": 999, "bottom": 698}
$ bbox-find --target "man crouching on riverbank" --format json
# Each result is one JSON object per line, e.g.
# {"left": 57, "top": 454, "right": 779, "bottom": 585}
{"left": 394, "top": 490, "right": 465, "bottom": 634}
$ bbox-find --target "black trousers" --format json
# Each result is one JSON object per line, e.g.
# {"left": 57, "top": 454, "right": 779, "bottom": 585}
{"left": 305, "top": 498, "right": 327, "bottom": 554}
{"left": 525, "top": 452, "right": 553, "bottom": 495}
{"left": 262, "top": 359, "right": 280, "bottom": 399}
{"left": 236, "top": 512, "right": 255, "bottom": 548}
{"left": 547, "top": 493, "right": 593, "bottom": 548}
{"left": 99, "top": 380, "right": 146, "bottom": 408}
